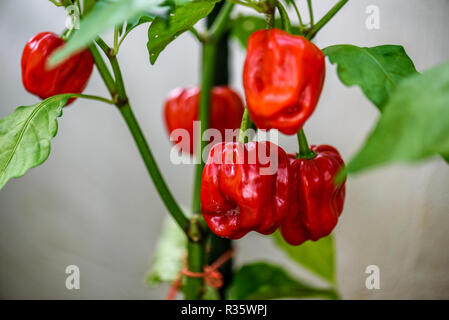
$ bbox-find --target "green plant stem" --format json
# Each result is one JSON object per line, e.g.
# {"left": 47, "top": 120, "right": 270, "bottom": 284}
{"left": 276, "top": 1, "right": 292, "bottom": 33}
{"left": 89, "top": 40, "right": 189, "bottom": 234}
{"left": 296, "top": 129, "right": 316, "bottom": 159}
{"left": 238, "top": 108, "right": 251, "bottom": 143}
{"left": 113, "top": 25, "right": 120, "bottom": 54}
{"left": 306, "top": 0, "right": 349, "bottom": 40}
{"left": 265, "top": 6, "right": 275, "bottom": 29}
{"left": 209, "top": 2, "right": 234, "bottom": 42}
{"left": 88, "top": 44, "right": 116, "bottom": 94}
{"left": 291, "top": 0, "right": 305, "bottom": 32}
{"left": 71, "top": 93, "right": 114, "bottom": 105}
{"left": 307, "top": 0, "right": 314, "bottom": 25}
{"left": 187, "top": 42, "right": 216, "bottom": 300}
{"left": 118, "top": 103, "right": 190, "bottom": 232}
{"left": 204, "top": 1, "right": 234, "bottom": 300}
{"left": 110, "top": 56, "right": 126, "bottom": 100}
{"left": 187, "top": 1, "right": 235, "bottom": 299}
{"left": 49, "top": 0, "right": 63, "bottom": 6}
{"left": 95, "top": 37, "right": 111, "bottom": 56}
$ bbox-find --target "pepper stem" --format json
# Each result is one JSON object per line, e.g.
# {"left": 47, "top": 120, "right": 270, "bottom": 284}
{"left": 297, "top": 129, "right": 317, "bottom": 159}
{"left": 238, "top": 108, "right": 251, "bottom": 144}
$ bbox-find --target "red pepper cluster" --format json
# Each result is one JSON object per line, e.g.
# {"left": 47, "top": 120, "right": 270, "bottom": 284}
{"left": 198, "top": 29, "right": 346, "bottom": 245}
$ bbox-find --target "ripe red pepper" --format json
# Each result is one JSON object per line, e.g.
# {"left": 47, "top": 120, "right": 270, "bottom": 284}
{"left": 21, "top": 32, "right": 94, "bottom": 105}
{"left": 164, "top": 86, "right": 244, "bottom": 155}
{"left": 201, "top": 141, "right": 290, "bottom": 239}
{"left": 243, "top": 28, "right": 325, "bottom": 135}
{"left": 280, "top": 145, "right": 346, "bottom": 246}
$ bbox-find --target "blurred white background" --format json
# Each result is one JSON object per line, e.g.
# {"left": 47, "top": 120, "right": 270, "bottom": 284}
{"left": 0, "top": 0, "right": 448, "bottom": 299}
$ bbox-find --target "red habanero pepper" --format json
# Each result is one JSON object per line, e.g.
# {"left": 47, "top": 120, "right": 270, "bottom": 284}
{"left": 280, "top": 145, "right": 346, "bottom": 246}
{"left": 164, "top": 86, "right": 244, "bottom": 155}
{"left": 21, "top": 32, "right": 94, "bottom": 105}
{"left": 243, "top": 28, "right": 325, "bottom": 135}
{"left": 201, "top": 141, "right": 290, "bottom": 239}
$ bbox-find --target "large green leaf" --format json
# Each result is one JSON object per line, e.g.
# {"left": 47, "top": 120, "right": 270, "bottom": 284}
{"left": 147, "top": 0, "right": 219, "bottom": 64}
{"left": 230, "top": 15, "right": 302, "bottom": 48}
{"left": 0, "top": 95, "right": 70, "bottom": 190}
{"left": 50, "top": 0, "right": 170, "bottom": 65}
{"left": 345, "top": 60, "right": 449, "bottom": 176}
{"left": 273, "top": 232, "right": 335, "bottom": 284}
{"left": 323, "top": 45, "right": 418, "bottom": 110}
{"left": 227, "top": 262, "right": 338, "bottom": 300}
{"left": 146, "top": 215, "right": 186, "bottom": 285}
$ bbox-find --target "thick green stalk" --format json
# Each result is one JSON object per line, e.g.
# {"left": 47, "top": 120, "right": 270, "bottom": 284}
{"left": 307, "top": 0, "right": 349, "bottom": 40}
{"left": 276, "top": 1, "right": 292, "bottom": 33}
{"left": 119, "top": 104, "right": 190, "bottom": 232}
{"left": 88, "top": 44, "right": 116, "bottom": 95}
{"left": 205, "top": 1, "right": 234, "bottom": 299}
{"left": 307, "top": 0, "right": 314, "bottom": 25}
{"left": 296, "top": 129, "right": 316, "bottom": 159}
{"left": 187, "top": 41, "right": 216, "bottom": 300}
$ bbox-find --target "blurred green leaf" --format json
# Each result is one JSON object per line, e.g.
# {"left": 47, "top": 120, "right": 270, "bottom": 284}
{"left": 50, "top": 0, "right": 170, "bottom": 65}
{"left": 0, "top": 95, "right": 70, "bottom": 190}
{"left": 230, "top": 15, "right": 302, "bottom": 48}
{"left": 273, "top": 232, "right": 335, "bottom": 284}
{"left": 227, "top": 262, "right": 338, "bottom": 300}
{"left": 345, "top": 60, "right": 449, "bottom": 176}
{"left": 146, "top": 215, "right": 186, "bottom": 285}
{"left": 82, "top": 0, "right": 97, "bottom": 15}
{"left": 323, "top": 44, "right": 418, "bottom": 110}
{"left": 147, "top": 0, "right": 218, "bottom": 64}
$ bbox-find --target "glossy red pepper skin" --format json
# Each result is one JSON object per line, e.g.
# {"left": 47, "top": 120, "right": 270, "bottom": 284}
{"left": 201, "top": 141, "right": 290, "bottom": 239}
{"left": 243, "top": 28, "right": 325, "bottom": 135}
{"left": 21, "top": 32, "right": 94, "bottom": 105}
{"left": 280, "top": 145, "right": 346, "bottom": 246}
{"left": 164, "top": 86, "right": 244, "bottom": 155}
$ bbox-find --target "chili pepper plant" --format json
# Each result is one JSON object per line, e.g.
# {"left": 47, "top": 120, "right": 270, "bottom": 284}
{"left": 1, "top": 0, "right": 449, "bottom": 300}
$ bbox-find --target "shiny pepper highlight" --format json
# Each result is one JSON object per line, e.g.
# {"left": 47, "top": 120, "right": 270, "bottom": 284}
{"left": 243, "top": 28, "right": 325, "bottom": 135}
{"left": 280, "top": 145, "right": 346, "bottom": 246}
{"left": 200, "top": 141, "right": 290, "bottom": 239}
{"left": 164, "top": 86, "right": 244, "bottom": 155}
{"left": 21, "top": 32, "right": 94, "bottom": 105}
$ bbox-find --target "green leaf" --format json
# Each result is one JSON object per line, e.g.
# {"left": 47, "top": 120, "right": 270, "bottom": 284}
{"left": 146, "top": 215, "right": 186, "bottom": 285}
{"left": 227, "top": 262, "right": 338, "bottom": 300}
{"left": 323, "top": 44, "right": 418, "bottom": 110}
{"left": 273, "top": 231, "right": 335, "bottom": 284}
{"left": 82, "top": 0, "right": 97, "bottom": 15}
{"left": 0, "top": 95, "right": 70, "bottom": 190}
{"left": 147, "top": 0, "right": 219, "bottom": 64}
{"left": 230, "top": 15, "right": 302, "bottom": 48}
{"left": 50, "top": 0, "right": 170, "bottom": 66}
{"left": 345, "top": 60, "right": 449, "bottom": 176}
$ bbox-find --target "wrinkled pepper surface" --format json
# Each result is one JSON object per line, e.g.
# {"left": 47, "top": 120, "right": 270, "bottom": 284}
{"left": 280, "top": 145, "right": 346, "bottom": 245}
{"left": 243, "top": 28, "right": 325, "bottom": 135}
{"left": 164, "top": 86, "right": 244, "bottom": 155}
{"left": 201, "top": 141, "right": 290, "bottom": 239}
{"left": 21, "top": 32, "right": 94, "bottom": 105}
